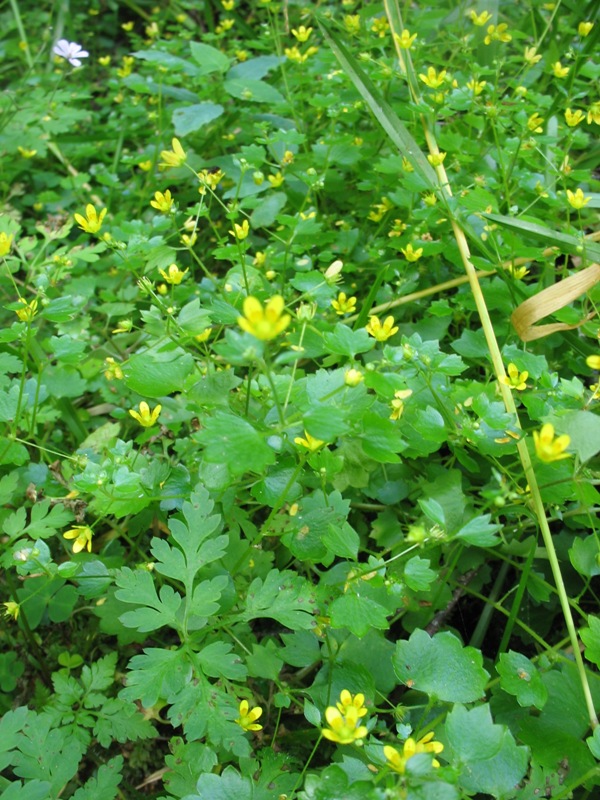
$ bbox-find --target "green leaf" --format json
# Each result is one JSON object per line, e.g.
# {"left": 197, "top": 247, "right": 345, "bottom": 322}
{"left": 360, "top": 412, "right": 406, "bottom": 463}
{"left": 483, "top": 213, "right": 600, "bottom": 261}
{"left": 393, "top": 630, "right": 489, "bottom": 702}
{"left": 224, "top": 78, "right": 286, "bottom": 105}
{"left": 80, "top": 652, "right": 117, "bottom": 694}
{"left": 0, "top": 707, "right": 31, "bottom": 771}
{"left": 132, "top": 49, "right": 201, "bottom": 75}
{"left": 120, "top": 648, "right": 191, "bottom": 707}
{"left": 446, "top": 704, "right": 529, "bottom": 797}
{"left": 241, "top": 569, "right": 315, "bottom": 630}
{"left": 189, "top": 42, "right": 231, "bottom": 74}
{"left": 304, "top": 404, "right": 350, "bottom": 441}
{"left": 195, "top": 412, "right": 276, "bottom": 476}
{"left": 404, "top": 556, "right": 437, "bottom": 591}
{"left": 173, "top": 103, "right": 224, "bottom": 136}
{"left": 70, "top": 756, "right": 123, "bottom": 800}
{"left": 124, "top": 349, "right": 195, "bottom": 397}
{"left": 0, "top": 781, "right": 51, "bottom": 800}
{"left": 250, "top": 191, "right": 287, "bottom": 227}
{"left": 581, "top": 615, "right": 600, "bottom": 667}
{"left": 329, "top": 593, "right": 390, "bottom": 638}
{"left": 322, "top": 323, "right": 374, "bottom": 358}
{"left": 569, "top": 536, "right": 600, "bottom": 579}
{"left": 560, "top": 410, "right": 600, "bottom": 463}
{"left": 198, "top": 642, "right": 248, "bottom": 680}
{"left": 115, "top": 568, "right": 182, "bottom": 632}
{"left": 93, "top": 700, "right": 155, "bottom": 748}
{"left": 0, "top": 652, "right": 25, "bottom": 692}
{"left": 455, "top": 514, "right": 501, "bottom": 546}
{"left": 246, "top": 642, "right": 283, "bottom": 681}
{"left": 11, "top": 715, "right": 85, "bottom": 794}
{"left": 321, "top": 521, "right": 359, "bottom": 560}
{"left": 497, "top": 651, "right": 548, "bottom": 709}
{"left": 190, "top": 766, "right": 254, "bottom": 800}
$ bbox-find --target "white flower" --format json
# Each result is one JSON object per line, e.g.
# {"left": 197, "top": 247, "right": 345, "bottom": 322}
{"left": 53, "top": 39, "right": 89, "bottom": 67}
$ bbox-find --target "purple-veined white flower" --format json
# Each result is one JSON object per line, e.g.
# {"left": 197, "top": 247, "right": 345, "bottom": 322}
{"left": 53, "top": 39, "right": 89, "bottom": 67}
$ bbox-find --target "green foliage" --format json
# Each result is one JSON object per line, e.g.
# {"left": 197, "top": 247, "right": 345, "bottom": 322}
{"left": 1, "top": 0, "right": 599, "bottom": 798}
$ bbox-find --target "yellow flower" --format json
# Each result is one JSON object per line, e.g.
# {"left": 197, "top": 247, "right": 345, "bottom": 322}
{"left": 17, "top": 146, "right": 37, "bottom": 158}
{"left": 138, "top": 159, "right": 153, "bottom": 172}
{"left": 159, "top": 137, "right": 187, "bottom": 169}
{"left": 199, "top": 168, "right": 224, "bottom": 191}
{"left": 2, "top": 602, "right": 20, "bottom": 621}
{"left": 344, "top": 14, "right": 360, "bottom": 34}
{"left": 74, "top": 203, "right": 107, "bottom": 234}
{"left": 281, "top": 150, "right": 294, "bottom": 166}
{"left": 129, "top": 401, "right": 162, "bottom": 427}
{"left": 533, "top": 423, "right": 571, "bottom": 463}
{"left": 331, "top": 293, "right": 357, "bottom": 315}
{"left": 578, "top": 21, "right": 594, "bottom": 37}
{"left": 322, "top": 703, "right": 368, "bottom": 745}
{"left": 564, "top": 109, "right": 585, "bottom": 127}
{"left": 388, "top": 218, "right": 408, "bottom": 237}
{"left": 344, "top": 368, "right": 364, "bottom": 387}
{"left": 98, "top": 55, "right": 111, "bottom": 66}
{"left": 552, "top": 61, "right": 569, "bottom": 78}
{"left": 235, "top": 49, "right": 248, "bottom": 61}
{"left": 230, "top": 219, "right": 250, "bottom": 241}
{"left": 121, "top": 21, "right": 134, "bottom": 31}
{"left": 113, "top": 319, "right": 133, "bottom": 334}
{"left": 150, "top": 189, "right": 174, "bottom": 212}
{"left": 394, "top": 30, "right": 417, "bottom": 49}
{"left": 336, "top": 690, "right": 368, "bottom": 717}
{"left": 567, "top": 188, "right": 591, "bottom": 209}
{"left": 587, "top": 102, "right": 600, "bottom": 125}
{"left": 468, "top": 10, "right": 492, "bottom": 26}
{"left": 527, "top": 113, "right": 544, "bottom": 133}
{"left": 401, "top": 243, "right": 424, "bottom": 262}
{"left": 427, "top": 152, "right": 446, "bottom": 167}
{"left": 63, "top": 525, "right": 94, "bottom": 554}
{"left": 504, "top": 263, "right": 530, "bottom": 280}
{"left": 466, "top": 79, "right": 486, "bottom": 95}
{"left": 215, "top": 18, "right": 235, "bottom": 35}
{"left": 524, "top": 46, "right": 542, "bottom": 66}
{"left": 484, "top": 23, "right": 512, "bottom": 44}
{"left": 423, "top": 192, "right": 437, "bottom": 207}
{"left": 500, "top": 363, "right": 528, "bottom": 391}
{"left": 368, "top": 197, "right": 393, "bottom": 222}
{"left": 390, "top": 389, "right": 413, "bottom": 420}
{"left": 0, "top": 232, "right": 14, "bottom": 256}
{"left": 181, "top": 233, "right": 197, "bottom": 248}
{"left": 586, "top": 355, "right": 600, "bottom": 370}
{"left": 117, "top": 55, "right": 135, "bottom": 78}
{"left": 366, "top": 315, "right": 398, "bottom": 342}
{"left": 384, "top": 732, "right": 444, "bottom": 774}
{"left": 159, "top": 263, "right": 188, "bottom": 284}
{"left": 222, "top": 0, "right": 235, "bottom": 9}
{"left": 294, "top": 431, "right": 325, "bottom": 452}
{"left": 235, "top": 699, "right": 263, "bottom": 731}
{"left": 371, "top": 17, "right": 389, "bottom": 37}
{"left": 254, "top": 251, "right": 266, "bottom": 268}
{"left": 419, "top": 66, "right": 446, "bottom": 89}
{"left": 292, "top": 25, "right": 312, "bottom": 42}
{"left": 104, "top": 357, "right": 124, "bottom": 380}
{"left": 268, "top": 172, "right": 285, "bottom": 188}
{"left": 195, "top": 328, "right": 212, "bottom": 343}
{"left": 238, "top": 295, "right": 291, "bottom": 340}
{"left": 15, "top": 298, "right": 38, "bottom": 323}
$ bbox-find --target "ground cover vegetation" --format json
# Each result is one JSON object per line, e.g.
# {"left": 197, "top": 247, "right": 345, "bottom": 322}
{"left": 1, "top": 0, "right": 600, "bottom": 797}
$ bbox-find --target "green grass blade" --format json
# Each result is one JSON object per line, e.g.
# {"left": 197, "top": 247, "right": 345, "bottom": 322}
{"left": 484, "top": 212, "right": 600, "bottom": 262}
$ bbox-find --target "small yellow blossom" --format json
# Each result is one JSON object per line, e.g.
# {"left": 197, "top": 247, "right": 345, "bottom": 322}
{"left": 366, "top": 315, "right": 398, "bottom": 342}
{"left": 199, "top": 169, "right": 224, "bottom": 191}
{"left": 524, "top": 46, "right": 542, "bottom": 66}
{"left": 238, "top": 295, "right": 291, "bottom": 340}
{"left": 145, "top": 22, "right": 159, "bottom": 39}
{"left": 322, "top": 695, "right": 368, "bottom": 744}
{"left": 294, "top": 431, "right": 325, "bottom": 452}
{"left": 268, "top": 172, "right": 285, "bottom": 188}
{"left": 2, "top": 602, "right": 20, "bottom": 621}
{"left": 578, "top": 21, "right": 594, "bottom": 37}
{"left": 281, "top": 150, "right": 294, "bottom": 166}
{"left": 564, "top": 109, "right": 585, "bottom": 127}
{"left": 235, "top": 700, "right": 263, "bottom": 731}
{"left": 63, "top": 525, "right": 94, "bottom": 554}
{"left": 336, "top": 690, "right": 368, "bottom": 717}
{"left": 388, "top": 219, "right": 407, "bottom": 237}
{"left": 121, "top": 21, "right": 134, "bottom": 31}
{"left": 567, "top": 188, "right": 591, "bottom": 209}
{"left": 104, "top": 357, "right": 124, "bottom": 380}
{"left": 222, "top": 0, "right": 235, "bottom": 9}
{"left": 230, "top": 219, "right": 250, "bottom": 241}
{"left": 368, "top": 197, "right": 393, "bottom": 222}
{"left": 117, "top": 55, "right": 135, "bottom": 78}
{"left": 423, "top": 192, "right": 438, "bottom": 207}
{"left": 215, "top": 18, "right": 235, "bottom": 35}
{"left": 0, "top": 232, "right": 14, "bottom": 256}
{"left": 484, "top": 23, "right": 512, "bottom": 44}
{"left": 254, "top": 251, "right": 266, "bottom": 268}
{"left": 331, "top": 293, "right": 357, "bottom": 315}
{"left": 427, "top": 152, "right": 446, "bottom": 167}
{"left": 159, "top": 138, "right": 187, "bottom": 169}
{"left": 504, "top": 263, "right": 530, "bottom": 280}
{"left": 129, "top": 401, "right": 162, "bottom": 428}
{"left": 345, "top": 368, "right": 364, "bottom": 387}
{"left": 401, "top": 243, "right": 424, "bottom": 262}
{"left": 419, "top": 66, "right": 446, "bottom": 89}
{"left": 181, "top": 233, "right": 197, "bottom": 248}
{"left": 371, "top": 17, "right": 389, "bottom": 37}
{"left": 195, "top": 328, "right": 212, "bottom": 343}
{"left": 552, "top": 61, "right": 569, "bottom": 78}
{"left": 344, "top": 14, "right": 360, "bottom": 34}
{"left": 527, "top": 112, "right": 544, "bottom": 133}
{"left": 466, "top": 79, "right": 486, "bottom": 95}
{"left": 150, "top": 189, "right": 174, "bottom": 213}
{"left": 384, "top": 732, "right": 444, "bottom": 774}
{"left": 235, "top": 49, "right": 248, "bottom": 62}
{"left": 292, "top": 25, "right": 312, "bottom": 42}
{"left": 390, "top": 389, "right": 413, "bottom": 420}
{"left": 469, "top": 10, "right": 492, "bottom": 26}
{"left": 586, "top": 355, "right": 600, "bottom": 370}
{"left": 113, "top": 319, "right": 133, "bottom": 334}
{"left": 74, "top": 203, "right": 107, "bottom": 234}
{"left": 533, "top": 423, "right": 571, "bottom": 463}
{"left": 138, "top": 159, "right": 153, "bottom": 172}
{"left": 15, "top": 298, "right": 38, "bottom": 323}
{"left": 159, "top": 263, "right": 188, "bottom": 284}
{"left": 98, "top": 55, "right": 111, "bottom": 66}
{"left": 500, "top": 363, "right": 528, "bottom": 391}
{"left": 17, "top": 146, "right": 37, "bottom": 158}
{"left": 394, "top": 30, "right": 417, "bottom": 49}
{"left": 587, "top": 102, "right": 600, "bottom": 125}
